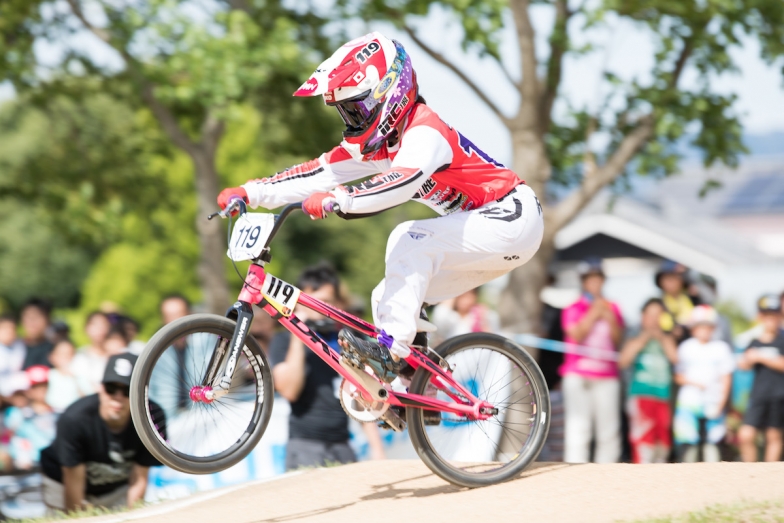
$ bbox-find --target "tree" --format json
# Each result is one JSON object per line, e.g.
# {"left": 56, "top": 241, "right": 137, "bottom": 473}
{"left": 1, "top": 0, "right": 338, "bottom": 314}
{"left": 347, "top": 0, "right": 784, "bottom": 331}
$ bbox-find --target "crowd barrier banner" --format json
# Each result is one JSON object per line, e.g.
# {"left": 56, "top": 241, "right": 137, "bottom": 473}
{"left": 145, "top": 396, "right": 416, "bottom": 503}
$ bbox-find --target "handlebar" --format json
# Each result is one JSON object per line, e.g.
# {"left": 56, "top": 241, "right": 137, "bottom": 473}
{"left": 207, "top": 199, "right": 342, "bottom": 252}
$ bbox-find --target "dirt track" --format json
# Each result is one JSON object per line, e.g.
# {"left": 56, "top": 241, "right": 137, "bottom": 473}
{"left": 93, "top": 460, "right": 784, "bottom": 523}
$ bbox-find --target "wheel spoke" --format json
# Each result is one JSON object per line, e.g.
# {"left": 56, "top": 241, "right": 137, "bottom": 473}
{"left": 410, "top": 336, "right": 549, "bottom": 485}
{"left": 131, "top": 318, "right": 272, "bottom": 472}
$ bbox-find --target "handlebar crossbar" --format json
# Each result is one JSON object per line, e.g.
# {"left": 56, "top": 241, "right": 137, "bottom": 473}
{"left": 263, "top": 203, "right": 302, "bottom": 249}
{"left": 209, "top": 200, "right": 339, "bottom": 252}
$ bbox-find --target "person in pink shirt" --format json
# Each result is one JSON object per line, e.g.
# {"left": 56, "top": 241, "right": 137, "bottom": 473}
{"left": 560, "top": 258, "right": 625, "bottom": 463}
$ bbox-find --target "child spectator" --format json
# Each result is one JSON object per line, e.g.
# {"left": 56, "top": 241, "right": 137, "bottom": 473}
{"left": 47, "top": 340, "right": 93, "bottom": 413}
{"left": 655, "top": 261, "right": 693, "bottom": 342}
{"left": 673, "top": 305, "right": 735, "bottom": 462}
{"left": 561, "top": 258, "right": 625, "bottom": 463}
{"left": 20, "top": 298, "right": 54, "bottom": 369}
{"left": 737, "top": 294, "right": 784, "bottom": 462}
{"left": 4, "top": 365, "right": 58, "bottom": 470}
{"left": 619, "top": 298, "right": 678, "bottom": 463}
{"left": 103, "top": 324, "right": 130, "bottom": 356}
{"left": 71, "top": 312, "right": 112, "bottom": 392}
{"left": 118, "top": 316, "right": 145, "bottom": 355}
{"left": 431, "top": 287, "right": 499, "bottom": 346}
{"left": 0, "top": 314, "right": 26, "bottom": 395}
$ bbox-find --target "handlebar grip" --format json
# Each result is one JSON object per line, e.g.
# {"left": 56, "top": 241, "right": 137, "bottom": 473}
{"left": 325, "top": 201, "right": 341, "bottom": 214}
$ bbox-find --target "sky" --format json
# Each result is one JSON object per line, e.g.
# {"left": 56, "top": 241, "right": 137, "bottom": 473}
{"left": 373, "top": 5, "right": 784, "bottom": 165}
{"left": 2, "top": 3, "right": 783, "bottom": 167}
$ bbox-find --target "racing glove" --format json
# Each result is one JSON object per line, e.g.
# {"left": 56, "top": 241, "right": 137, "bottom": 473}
{"left": 217, "top": 187, "right": 249, "bottom": 214}
{"left": 302, "top": 192, "right": 337, "bottom": 220}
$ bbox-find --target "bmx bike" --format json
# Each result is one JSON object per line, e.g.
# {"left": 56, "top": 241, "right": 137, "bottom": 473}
{"left": 129, "top": 200, "right": 550, "bottom": 488}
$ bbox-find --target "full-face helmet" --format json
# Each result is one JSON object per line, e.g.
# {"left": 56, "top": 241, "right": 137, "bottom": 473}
{"left": 294, "top": 32, "right": 419, "bottom": 160}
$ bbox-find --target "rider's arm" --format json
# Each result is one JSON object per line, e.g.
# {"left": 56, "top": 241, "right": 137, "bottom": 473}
{"left": 242, "top": 146, "right": 379, "bottom": 209}
{"left": 332, "top": 125, "right": 454, "bottom": 216}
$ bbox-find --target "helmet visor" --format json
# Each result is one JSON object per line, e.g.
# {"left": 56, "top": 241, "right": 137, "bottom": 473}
{"left": 328, "top": 91, "right": 379, "bottom": 130}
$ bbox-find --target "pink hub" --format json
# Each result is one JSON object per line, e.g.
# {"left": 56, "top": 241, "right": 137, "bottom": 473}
{"left": 189, "top": 386, "right": 214, "bottom": 404}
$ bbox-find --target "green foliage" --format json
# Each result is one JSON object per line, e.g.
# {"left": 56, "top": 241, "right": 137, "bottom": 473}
{"left": 0, "top": 202, "right": 92, "bottom": 310}
{"left": 347, "top": 0, "right": 783, "bottom": 194}
{"left": 0, "top": 93, "right": 170, "bottom": 249}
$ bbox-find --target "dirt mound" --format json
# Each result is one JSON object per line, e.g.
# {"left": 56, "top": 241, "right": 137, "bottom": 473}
{"left": 93, "top": 460, "right": 784, "bottom": 523}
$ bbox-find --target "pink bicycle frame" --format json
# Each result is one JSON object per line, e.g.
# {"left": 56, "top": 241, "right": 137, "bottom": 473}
{"left": 237, "top": 263, "right": 496, "bottom": 420}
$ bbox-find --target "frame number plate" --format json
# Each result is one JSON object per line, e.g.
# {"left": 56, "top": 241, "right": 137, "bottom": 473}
{"left": 227, "top": 213, "right": 276, "bottom": 262}
{"left": 262, "top": 274, "right": 301, "bottom": 316}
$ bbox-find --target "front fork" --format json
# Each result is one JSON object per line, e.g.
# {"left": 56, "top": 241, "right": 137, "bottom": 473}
{"left": 198, "top": 301, "right": 255, "bottom": 400}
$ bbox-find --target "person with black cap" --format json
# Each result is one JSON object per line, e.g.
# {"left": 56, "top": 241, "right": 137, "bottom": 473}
{"left": 40, "top": 353, "right": 164, "bottom": 514}
{"left": 737, "top": 294, "right": 784, "bottom": 462}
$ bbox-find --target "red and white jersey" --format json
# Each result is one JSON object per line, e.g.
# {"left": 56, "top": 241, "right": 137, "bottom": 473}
{"left": 242, "top": 104, "right": 523, "bottom": 216}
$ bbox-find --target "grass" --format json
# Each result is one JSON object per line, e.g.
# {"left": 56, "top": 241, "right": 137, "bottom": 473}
{"left": 629, "top": 499, "right": 784, "bottom": 523}
{"left": 9, "top": 501, "right": 141, "bottom": 523}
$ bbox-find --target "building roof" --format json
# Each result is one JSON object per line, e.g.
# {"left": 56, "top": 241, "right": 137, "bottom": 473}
{"left": 554, "top": 159, "right": 783, "bottom": 276}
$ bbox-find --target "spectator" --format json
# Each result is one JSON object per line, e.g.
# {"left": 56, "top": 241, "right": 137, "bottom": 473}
{"left": 104, "top": 324, "right": 130, "bottom": 356}
{"left": 40, "top": 354, "right": 164, "bottom": 514}
{"left": 20, "top": 298, "right": 54, "bottom": 369}
{"left": 49, "top": 321, "right": 72, "bottom": 345}
{"left": 737, "top": 295, "right": 784, "bottom": 462}
{"left": 4, "top": 365, "right": 57, "bottom": 470}
{"left": 536, "top": 274, "right": 567, "bottom": 462}
{"left": 147, "top": 295, "right": 194, "bottom": 421}
{"left": 71, "top": 312, "right": 112, "bottom": 392}
{"left": 619, "top": 299, "right": 678, "bottom": 463}
{"left": 0, "top": 314, "right": 26, "bottom": 392}
{"left": 655, "top": 261, "right": 693, "bottom": 342}
{"left": 160, "top": 294, "right": 191, "bottom": 326}
{"left": 46, "top": 340, "right": 93, "bottom": 413}
{"left": 250, "top": 311, "right": 276, "bottom": 354}
{"left": 673, "top": 305, "right": 734, "bottom": 462}
{"left": 560, "top": 258, "right": 624, "bottom": 463}
{"left": 118, "top": 316, "right": 145, "bottom": 355}
{"left": 269, "top": 263, "right": 385, "bottom": 470}
{"left": 431, "top": 287, "right": 499, "bottom": 345}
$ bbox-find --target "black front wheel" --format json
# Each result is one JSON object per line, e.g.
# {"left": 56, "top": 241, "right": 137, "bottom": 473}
{"left": 129, "top": 314, "right": 274, "bottom": 474}
{"left": 407, "top": 333, "right": 550, "bottom": 488}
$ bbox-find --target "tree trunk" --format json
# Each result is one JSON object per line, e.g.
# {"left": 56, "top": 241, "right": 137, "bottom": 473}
{"left": 191, "top": 148, "right": 231, "bottom": 314}
{"left": 498, "top": 125, "right": 553, "bottom": 336}
{"left": 498, "top": 235, "right": 554, "bottom": 335}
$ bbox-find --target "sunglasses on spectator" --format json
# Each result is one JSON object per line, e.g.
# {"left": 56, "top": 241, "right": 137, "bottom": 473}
{"left": 104, "top": 383, "right": 130, "bottom": 397}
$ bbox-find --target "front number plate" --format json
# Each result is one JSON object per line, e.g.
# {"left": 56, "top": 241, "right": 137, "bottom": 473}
{"left": 262, "top": 274, "right": 301, "bottom": 317}
{"left": 227, "top": 213, "right": 276, "bottom": 262}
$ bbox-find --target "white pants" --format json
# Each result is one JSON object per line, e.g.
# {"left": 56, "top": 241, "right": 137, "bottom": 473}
{"left": 562, "top": 374, "right": 621, "bottom": 463}
{"left": 371, "top": 184, "right": 544, "bottom": 357}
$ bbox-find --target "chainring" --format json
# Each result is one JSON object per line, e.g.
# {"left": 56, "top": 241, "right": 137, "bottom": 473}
{"left": 338, "top": 379, "right": 389, "bottom": 423}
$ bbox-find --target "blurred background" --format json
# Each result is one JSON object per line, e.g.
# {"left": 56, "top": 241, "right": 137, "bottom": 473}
{"left": 1, "top": 0, "right": 783, "bottom": 518}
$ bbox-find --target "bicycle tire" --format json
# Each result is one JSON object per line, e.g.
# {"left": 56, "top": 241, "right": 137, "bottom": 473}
{"left": 129, "top": 314, "right": 274, "bottom": 474}
{"left": 407, "top": 332, "right": 550, "bottom": 488}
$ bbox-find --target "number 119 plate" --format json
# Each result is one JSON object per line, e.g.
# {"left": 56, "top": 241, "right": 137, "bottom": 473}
{"left": 227, "top": 213, "right": 276, "bottom": 262}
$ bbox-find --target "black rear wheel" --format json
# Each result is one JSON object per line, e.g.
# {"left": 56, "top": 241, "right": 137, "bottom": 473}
{"left": 407, "top": 333, "right": 550, "bottom": 488}
{"left": 129, "top": 314, "right": 274, "bottom": 474}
